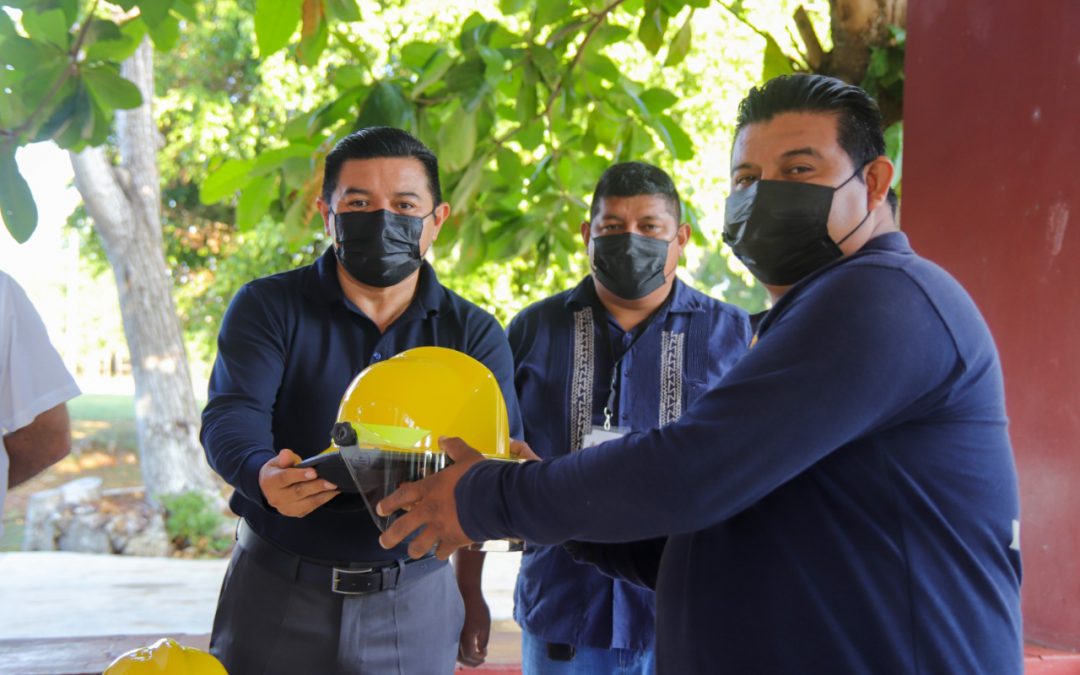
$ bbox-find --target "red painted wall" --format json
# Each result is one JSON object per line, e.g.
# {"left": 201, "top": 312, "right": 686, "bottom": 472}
{"left": 904, "top": 0, "right": 1080, "bottom": 649}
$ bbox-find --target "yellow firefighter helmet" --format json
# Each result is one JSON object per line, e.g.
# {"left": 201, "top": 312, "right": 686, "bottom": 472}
{"left": 103, "top": 638, "right": 226, "bottom": 674}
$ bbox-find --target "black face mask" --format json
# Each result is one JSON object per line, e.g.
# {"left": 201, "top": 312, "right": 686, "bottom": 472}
{"left": 722, "top": 167, "right": 871, "bottom": 286}
{"left": 590, "top": 232, "right": 674, "bottom": 300}
{"left": 331, "top": 209, "right": 431, "bottom": 288}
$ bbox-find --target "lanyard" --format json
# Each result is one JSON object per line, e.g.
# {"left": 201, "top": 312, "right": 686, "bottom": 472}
{"left": 594, "top": 292, "right": 673, "bottom": 430}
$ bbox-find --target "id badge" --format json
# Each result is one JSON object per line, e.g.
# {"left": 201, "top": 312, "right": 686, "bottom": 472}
{"left": 581, "top": 425, "right": 629, "bottom": 449}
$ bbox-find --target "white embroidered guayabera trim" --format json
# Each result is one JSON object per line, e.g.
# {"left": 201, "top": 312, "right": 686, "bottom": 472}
{"left": 570, "top": 308, "right": 686, "bottom": 450}
{"left": 569, "top": 307, "right": 595, "bottom": 453}
{"left": 659, "top": 330, "right": 684, "bottom": 427}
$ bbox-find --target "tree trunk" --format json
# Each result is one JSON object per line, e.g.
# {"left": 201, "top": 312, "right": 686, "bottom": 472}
{"left": 70, "top": 38, "right": 220, "bottom": 500}
{"left": 826, "top": 0, "right": 907, "bottom": 125}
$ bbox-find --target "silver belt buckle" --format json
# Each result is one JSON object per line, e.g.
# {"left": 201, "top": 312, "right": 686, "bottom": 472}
{"left": 331, "top": 566, "right": 374, "bottom": 595}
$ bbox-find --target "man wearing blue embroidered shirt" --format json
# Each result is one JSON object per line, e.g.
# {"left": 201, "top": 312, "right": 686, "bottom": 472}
{"left": 375, "top": 75, "right": 1023, "bottom": 674}
{"left": 507, "top": 162, "right": 749, "bottom": 673}
{"left": 201, "top": 127, "right": 523, "bottom": 674}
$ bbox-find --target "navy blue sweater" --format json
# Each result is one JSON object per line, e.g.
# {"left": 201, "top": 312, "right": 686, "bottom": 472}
{"left": 457, "top": 233, "right": 1022, "bottom": 674}
{"left": 202, "top": 248, "right": 522, "bottom": 562}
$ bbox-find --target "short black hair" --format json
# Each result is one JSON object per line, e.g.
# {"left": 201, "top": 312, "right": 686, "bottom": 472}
{"left": 321, "top": 126, "right": 442, "bottom": 205}
{"left": 589, "top": 161, "right": 681, "bottom": 222}
{"left": 735, "top": 74, "right": 898, "bottom": 214}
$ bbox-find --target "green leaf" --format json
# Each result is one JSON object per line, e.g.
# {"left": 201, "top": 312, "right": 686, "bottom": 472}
{"left": 515, "top": 64, "right": 538, "bottom": 124}
{"left": 528, "top": 44, "right": 559, "bottom": 85}
{"left": 0, "top": 148, "right": 38, "bottom": 243}
{"left": 664, "top": 11, "right": 692, "bottom": 67}
{"left": 499, "top": 0, "right": 528, "bottom": 13}
{"left": 252, "top": 143, "right": 318, "bottom": 175}
{"left": 517, "top": 119, "right": 544, "bottom": 151}
{"left": 1, "top": 34, "right": 61, "bottom": 69}
{"left": 355, "top": 81, "right": 413, "bottom": 130}
{"left": 307, "top": 87, "right": 363, "bottom": 134}
{"left": 297, "top": 0, "right": 329, "bottom": 66}
{"left": 534, "top": 0, "right": 572, "bottom": 30}
{"left": 332, "top": 65, "right": 367, "bottom": 91}
{"left": 139, "top": 0, "right": 175, "bottom": 29}
{"left": 255, "top": 0, "right": 302, "bottom": 57}
{"left": 171, "top": 0, "right": 198, "bottom": 22}
{"left": 450, "top": 158, "right": 485, "bottom": 212}
{"left": 659, "top": 114, "right": 693, "bottom": 160}
{"left": 401, "top": 41, "right": 439, "bottom": 70}
{"left": 637, "top": 0, "right": 667, "bottom": 55}
{"left": 20, "top": 8, "right": 69, "bottom": 50}
{"left": 83, "top": 65, "right": 144, "bottom": 110}
{"left": 32, "top": 85, "right": 83, "bottom": 144}
{"left": 147, "top": 13, "right": 181, "bottom": 51}
{"left": 411, "top": 48, "right": 454, "bottom": 99}
{"left": 84, "top": 19, "right": 140, "bottom": 62}
{"left": 50, "top": 86, "right": 94, "bottom": 149}
{"left": 200, "top": 158, "right": 256, "bottom": 204}
{"left": 235, "top": 174, "right": 277, "bottom": 230}
{"left": 639, "top": 87, "right": 678, "bottom": 114}
{"left": 438, "top": 104, "right": 477, "bottom": 173}
{"left": 444, "top": 57, "right": 490, "bottom": 112}
{"left": 761, "top": 33, "right": 794, "bottom": 81}
{"left": 325, "top": 0, "right": 361, "bottom": 23}
{"left": 582, "top": 51, "right": 621, "bottom": 83}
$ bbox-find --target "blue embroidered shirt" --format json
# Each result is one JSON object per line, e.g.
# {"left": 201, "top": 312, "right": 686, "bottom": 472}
{"left": 506, "top": 276, "right": 750, "bottom": 650}
{"left": 201, "top": 247, "right": 523, "bottom": 562}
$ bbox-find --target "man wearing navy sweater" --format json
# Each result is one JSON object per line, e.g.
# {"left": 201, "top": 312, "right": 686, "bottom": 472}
{"left": 201, "top": 127, "right": 522, "bottom": 673}
{"left": 377, "top": 74, "right": 1023, "bottom": 674}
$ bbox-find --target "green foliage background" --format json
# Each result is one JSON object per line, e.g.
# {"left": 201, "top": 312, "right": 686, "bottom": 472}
{"left": 4, "top": 0, "right": 852, "bottom": 369}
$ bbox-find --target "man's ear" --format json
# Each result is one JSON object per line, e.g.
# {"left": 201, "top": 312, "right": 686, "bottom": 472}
{"left": 864, "top": 156, "right": 895, "bottom": 212}
{"left": 317, "top": 197, "right": 332, "bottom": 238}
{"left": 580, "top": 221, "right": 591, "bottom": 247}
{"left": 676, "top": 223, "right": 692, "bottom": 250}
{"left": 431, "top": 202, "right": 451, "bottom": 240}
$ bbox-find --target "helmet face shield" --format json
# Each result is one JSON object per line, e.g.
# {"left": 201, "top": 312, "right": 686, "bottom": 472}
{"left": 300, "top": 346, "right": 514, "bottom": 531}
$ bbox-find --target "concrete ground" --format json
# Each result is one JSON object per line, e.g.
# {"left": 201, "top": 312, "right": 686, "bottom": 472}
{"left": 0, "top": 550, "right": 522, "bottom": 674}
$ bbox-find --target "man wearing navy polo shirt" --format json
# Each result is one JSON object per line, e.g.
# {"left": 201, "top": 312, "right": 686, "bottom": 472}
{"left": 201, "top": 126, "right": 522, "bottom": 674}
{"left": 507, "top": 162, "right": 749, "bottom": 673}
{"left": 376, "top": 75, "right": 1024, "bottom": 674}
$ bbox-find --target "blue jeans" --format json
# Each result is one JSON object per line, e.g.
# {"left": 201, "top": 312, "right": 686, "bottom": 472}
{"left": 521, "top": 627, "right": 655, "bottom": 675}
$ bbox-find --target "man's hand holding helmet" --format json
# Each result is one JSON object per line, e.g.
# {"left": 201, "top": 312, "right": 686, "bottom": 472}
{"left": 259, "top": 448, "right": 340, "bottom": 517}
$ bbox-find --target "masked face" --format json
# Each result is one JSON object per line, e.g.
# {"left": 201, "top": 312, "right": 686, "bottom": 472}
{"left": 331, "top": 209, "right": 431, "bottom": 288}
{"left": 722, "top": 167, "right": 870, "bottom": 286}
{"left": 590, "top": 232, "right": 674, "bottom": 300}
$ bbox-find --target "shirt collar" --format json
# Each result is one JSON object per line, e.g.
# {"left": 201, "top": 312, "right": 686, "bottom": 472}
{"left": 303, "top": 245, "right": 444, "bottom": 318}
{"left": 565, "top": 275, "right": 703, "bottom": 314}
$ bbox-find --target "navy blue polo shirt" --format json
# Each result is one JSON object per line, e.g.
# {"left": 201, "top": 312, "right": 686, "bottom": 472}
{"left": 507, "top": 277, "right": 749, "bottom": 651}
{"left": 457, "top": 233, "right": 1023, "bottom": 674}
{"left": 201, "top": 247, "right": 523, "bottom": 562}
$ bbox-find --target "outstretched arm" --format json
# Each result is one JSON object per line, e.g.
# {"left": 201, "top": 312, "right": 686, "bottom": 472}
{"left": 5, "top": 403, "right": 71, "bottom": 488}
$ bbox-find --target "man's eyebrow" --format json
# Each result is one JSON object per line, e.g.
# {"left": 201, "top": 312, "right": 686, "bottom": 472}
{"left": 780, "top": 147, "right": 822, "bottom": 160}
{"left": 340, "top": 188, "right": 423, "bottom": 200}
{"left": 732, "top": 161, "right": 755, "bottom": 174}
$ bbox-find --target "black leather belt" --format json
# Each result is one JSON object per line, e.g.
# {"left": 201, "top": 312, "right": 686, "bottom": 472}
{"left": 236, "top": 520, "right": 445, "bottom": 595}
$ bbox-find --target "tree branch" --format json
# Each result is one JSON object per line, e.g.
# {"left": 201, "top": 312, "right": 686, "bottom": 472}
{"left": 0, "top": 0, "right": 100, "bottom": 148}
{"left": 793, "top": 6, "right": 825, "bottom": 71}
{"left": 493, "top": 0, "right": 628, "bottom": 149}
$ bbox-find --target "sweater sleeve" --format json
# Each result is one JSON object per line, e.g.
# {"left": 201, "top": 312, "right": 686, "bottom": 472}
{"left": 456, "top": 265, "right": 960, "bottom": 544}
{"left": 200, "top": 284, "right": 285, "bottom": 506}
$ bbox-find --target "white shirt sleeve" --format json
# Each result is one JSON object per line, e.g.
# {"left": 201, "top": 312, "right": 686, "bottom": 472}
{"left": 0, "top": 270, "right": 82, "bottom": 433}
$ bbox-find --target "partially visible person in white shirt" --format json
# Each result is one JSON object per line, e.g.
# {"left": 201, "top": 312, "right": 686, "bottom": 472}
{"left": 1, "top": 269, "right": 81, "bottom": 532}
